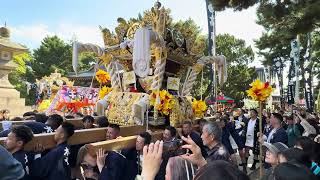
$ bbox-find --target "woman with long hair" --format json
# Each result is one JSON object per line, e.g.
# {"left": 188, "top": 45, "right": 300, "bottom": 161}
{"left": 165, "top": 156, "right": 196, "bottom": 180}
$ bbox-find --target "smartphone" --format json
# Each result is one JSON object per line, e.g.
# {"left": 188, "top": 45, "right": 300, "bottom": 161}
{"left": 162, "top": 139, "right": 188, "bottom": 156}
{"left": 163, "top": 139, "right": 184, "bottom": 152}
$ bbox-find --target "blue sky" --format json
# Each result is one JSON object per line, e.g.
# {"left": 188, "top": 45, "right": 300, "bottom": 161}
{"left": 0, "top": 0, "right": 264, "bottom": 66}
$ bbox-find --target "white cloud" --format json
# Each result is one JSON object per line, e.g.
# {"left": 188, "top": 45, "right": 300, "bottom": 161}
{"left": 11, "top": 24, "right": 54, "bottom": 48}
{"left": 56, "top": 24, "right": 104, "bottom": 46}
{"left": 216, "top": 6, "right": 264, "bottom": 47}
{"left": 9, "top": 23, "right": 104, "bottom": 49}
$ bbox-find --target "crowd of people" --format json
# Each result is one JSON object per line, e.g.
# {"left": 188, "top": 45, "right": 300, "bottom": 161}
{"left": 0, "top": 107, "right": 319, "bottom": 180}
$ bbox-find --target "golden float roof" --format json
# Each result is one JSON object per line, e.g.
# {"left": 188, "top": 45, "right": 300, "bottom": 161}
{"left": 99, "top": 2, "right": 205, "bottom": 68}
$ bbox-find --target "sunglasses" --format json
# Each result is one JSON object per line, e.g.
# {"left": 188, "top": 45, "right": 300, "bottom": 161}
{"left": 80, "top": 163, "right": 95, "bottom": 171}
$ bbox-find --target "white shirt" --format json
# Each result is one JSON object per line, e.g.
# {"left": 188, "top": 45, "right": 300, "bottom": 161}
{"left": 235, "top": 116, "right": 242, "bottom": 130}
{"left": 245, "top": 119, "right": 257, "bottom": 147}
{"left": 139, "top": 154, "right": 143, "bottom": 168}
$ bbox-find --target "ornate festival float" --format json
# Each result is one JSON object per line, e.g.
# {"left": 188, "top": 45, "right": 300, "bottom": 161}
{"left": 31, "top": 70, "right": 101, "bottom": 116}
{"left": 72, "top": 2, "right": 228, "bottom": 127}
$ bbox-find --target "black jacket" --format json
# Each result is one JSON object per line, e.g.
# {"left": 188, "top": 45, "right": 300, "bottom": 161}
{"left": 30, "top": 143, "right": 71, "bottom": 180}
{"left": 222, "top": 122, "right": 245, "bottom": 154}
{"left": 23, "top": 122, "right": 53, "bottom": 134}
{"left": 13, "top": 150, "right": 34, "bottom": 180}
{"left": 121, "top": 148, "right": 140, "bottom": 180}
{"left": 205, "top": 143, "right": 231, "bottom": 163}
{"left": 98, "top": 151, "right": 130, "bottom": 180}
{"left": 269, "top": 127, "right": 288, "bottom": 144}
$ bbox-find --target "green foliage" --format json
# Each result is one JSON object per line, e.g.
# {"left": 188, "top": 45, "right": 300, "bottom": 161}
{"left": 254, "top": 0, "right": 320, "bottom": 103}
{"left": 171, "top": 18, "right": 201, "bottom": 40}
{"left": 216, "top": 33, "right": 254, "bottom": 65}
{"left": 78, "top": 52, "right": 98, "bottom": 72}
{"left": 255, "top": 31, "right": 291, "bottom": 65}
{"left": 11, "top": 53, "right": 32, "bottom": 74}
{"left": 257, "top": 0, "right": 320, "bottom": 35}
{"left": 209, "top": 0, "right": 258, "bottom": 11}
{"left": 32, "top": 35, "right": 72, "bottom": 78}
{"left": 255, "top": 0, "right": 320, "bottom": 63}
{"left": 220, "top": 65, "right": 257, "bottom": 105}
{"left": 8, "top": 53, "right": 36, "bottom": 105}
{"left": 216, "top": 34, "right": 256, "bottom": 103}
{"left": 211, "top": 1, "right": 320, "bottom": 36}
{"left": 192, "top": 34, "right": 256, "bottom": 104}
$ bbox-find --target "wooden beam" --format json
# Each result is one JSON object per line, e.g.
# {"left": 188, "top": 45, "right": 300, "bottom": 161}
{"left": 0, "top": 116, "right": 105, "bottom": 131}
{"left": 87, "top": 136, "right": 137, "bottom": 156}
{"left": 119, "top": 125, "right": 146, "bottom": 137}
{"left": 0, "top": 125, "right": 146, "bottom": 151}
{"left": 87, "top": 131, "right": 163, "bottom": 156}
{"left": 0, "top": 128, "right": 108, "bottom": 151}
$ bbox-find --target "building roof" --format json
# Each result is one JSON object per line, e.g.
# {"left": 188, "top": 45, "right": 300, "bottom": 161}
{"left": 68, "top": 70, "right": 96, "bottom": 80}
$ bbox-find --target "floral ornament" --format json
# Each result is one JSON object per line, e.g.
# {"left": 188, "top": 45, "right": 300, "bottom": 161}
{"left": 192, "top": 99, "right": 207, "bottom": 118}
{"left": 150, "top": 90, "right": 175, "bottom": 116}
{"left": 246, "top": 79, "right": 274, "bottom": 102}
{"left": 99, "top": 86, "right": 113, "bottom": 99}
{"left": 38, "top": 99, "right": 52, "bottom": 112}
{"left": 95, "top": 69, "right": 111, "bottom": 84}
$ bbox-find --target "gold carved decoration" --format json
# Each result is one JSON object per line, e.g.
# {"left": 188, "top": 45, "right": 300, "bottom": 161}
{"left": 97, "top": 1, "right": 204, "bottom": 72}
{"left": 169, "top": 96, "right": 194, "bottom": 127}
{"left": 107, "top": 92, "right": 148, "bottom": 125}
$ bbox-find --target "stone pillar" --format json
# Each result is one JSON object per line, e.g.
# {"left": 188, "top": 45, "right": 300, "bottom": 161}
{"left": 0, "top": 60, "right": 16, "bottom": 89}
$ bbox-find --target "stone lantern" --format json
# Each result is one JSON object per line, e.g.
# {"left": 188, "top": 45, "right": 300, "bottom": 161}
{"left": 0, "top": 25, "right": 31, "bottom": 116}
